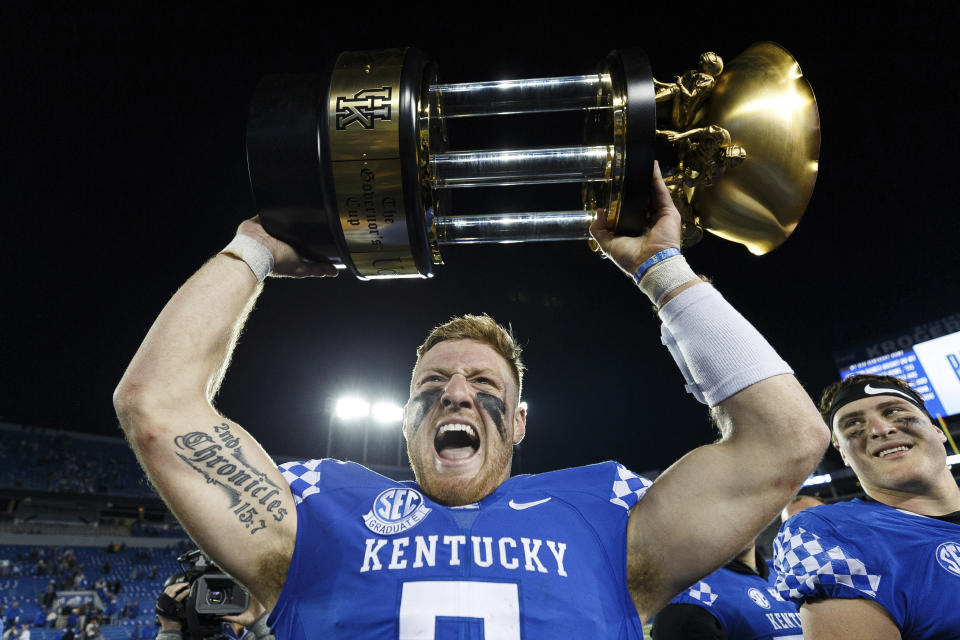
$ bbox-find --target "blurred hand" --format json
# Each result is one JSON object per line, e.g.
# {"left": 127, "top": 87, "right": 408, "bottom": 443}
{"left": 220, "top": 595, "right": 266, "bottom": 629}
{"left": 589, "top": 161, "right": 683, "bottom": 279}
{"left": 157, "top": 583, "right": 189, "bottom": 631}
{"left": 236, "top": 217, "right": 338, "bottom": 278}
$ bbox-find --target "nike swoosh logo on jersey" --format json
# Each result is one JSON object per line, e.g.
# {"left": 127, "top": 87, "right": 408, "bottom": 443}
{"left": 863, "top": 384, "right": 916, "bottom": 401}
{"left": 508, "top": 497, "right": 551, "bottom": 510}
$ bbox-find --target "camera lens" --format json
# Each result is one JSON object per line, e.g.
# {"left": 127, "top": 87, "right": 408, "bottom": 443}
{"left": 206, "top": 590, "right": 225, "bottom": 605}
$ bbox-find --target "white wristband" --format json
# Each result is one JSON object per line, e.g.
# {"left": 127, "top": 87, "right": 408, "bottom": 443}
{"left": 637, "top": 255, "right": 699, "bottom": 307}
{"left": 221, "top": 234, "right": 274, "bottom": 282}
{"left": 659, "top": 283, "right": 793, "bottom": 407}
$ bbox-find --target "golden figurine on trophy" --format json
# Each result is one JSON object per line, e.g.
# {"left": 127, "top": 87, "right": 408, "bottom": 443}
{"left": 246, "top": 43, "right": 820, "bottom": 279}
{"left": 654, "top": 51, "right": 725, "bottom": 129}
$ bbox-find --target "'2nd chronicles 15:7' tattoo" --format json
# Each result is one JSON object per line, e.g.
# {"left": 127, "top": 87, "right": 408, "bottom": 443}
{"left": 174, "top": 423, "right": 288, "bottom": 535}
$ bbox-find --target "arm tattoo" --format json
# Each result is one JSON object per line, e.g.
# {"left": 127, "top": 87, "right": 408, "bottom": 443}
{"left": 173, "top": 423, "right": 288, "bottom": 535}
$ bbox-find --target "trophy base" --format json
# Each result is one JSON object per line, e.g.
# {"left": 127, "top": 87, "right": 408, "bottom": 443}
{"left": 247, "top": 49, "right": 441, "bottom": 280}
{"left": 247, "top": 72, "right": 350, "bottom": 270}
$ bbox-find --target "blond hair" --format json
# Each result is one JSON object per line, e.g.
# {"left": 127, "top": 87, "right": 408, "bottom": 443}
{"left": 416, "top": 314, "right": 525, "bottom": 398}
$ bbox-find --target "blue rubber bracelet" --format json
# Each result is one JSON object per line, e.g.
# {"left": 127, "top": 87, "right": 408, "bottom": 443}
{"left": 632, "top": 248, "right": 682, "bottom": 284}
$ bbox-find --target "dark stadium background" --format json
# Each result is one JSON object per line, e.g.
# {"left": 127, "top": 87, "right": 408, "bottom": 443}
{"left": 2, "top": 2, "right": 959, "bottom": 484}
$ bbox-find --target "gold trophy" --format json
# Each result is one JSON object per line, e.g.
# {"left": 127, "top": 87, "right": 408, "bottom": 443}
{"left": 246, "top": 43, "right": 819, "bottom": 279}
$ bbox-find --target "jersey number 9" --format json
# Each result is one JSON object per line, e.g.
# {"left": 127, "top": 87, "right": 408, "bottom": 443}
{"left": 398, "top": 580, "right": 520, "bottom": 639}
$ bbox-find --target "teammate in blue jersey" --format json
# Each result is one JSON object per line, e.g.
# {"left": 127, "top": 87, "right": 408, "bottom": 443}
{"left": 115, "top": 164, "right": 828, "bottom": 638}
{"left": 652, "top": 540, "right": 803, "bottom": 640}
{"left": 774, "top": 374, "right": 960, "bottom": 639}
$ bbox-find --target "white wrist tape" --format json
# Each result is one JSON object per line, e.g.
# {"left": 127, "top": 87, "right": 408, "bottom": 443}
{"left": 221, "top": 234, "right": 274, "bottom": 282}
{"left": 638, "top": 255, "right": 699, "bottom": 307}
{"left": 659, "top": 283, "right": 793, "bottom": 407}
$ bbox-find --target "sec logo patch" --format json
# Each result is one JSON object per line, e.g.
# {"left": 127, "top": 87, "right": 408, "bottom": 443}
{"left": 935, "top": 542, "right": 960, "bottom": 578}
{"left": 747, "top": 588, "right": 771, "bottom": 609}
{"left": 363, "top": 487, "right": 432, "bottom": 535}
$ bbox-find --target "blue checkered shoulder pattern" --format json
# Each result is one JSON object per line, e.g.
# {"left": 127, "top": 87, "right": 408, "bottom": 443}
{"left": 278, "top": 459, "right": 325, "bottom": 505}
{"left": 685, "top": 580, "right": 719, "bottom": 606}
{"left": 609, "top": 463, "right": 653, "bottom": 510}
{"left": 774, "top": 523, "right": 882, "bottom": 603}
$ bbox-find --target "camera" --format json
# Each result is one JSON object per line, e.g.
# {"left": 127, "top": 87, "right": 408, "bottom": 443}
{"left": 157, "top": 549, "right": 249, "bottom": 640}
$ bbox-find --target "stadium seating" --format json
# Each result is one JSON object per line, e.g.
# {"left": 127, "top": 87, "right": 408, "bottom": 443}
{"left": 0, "top": 544, "right": 186, "bottom": 640}
{"left": 0, "top": 426, "right": 155, "bottom": 499}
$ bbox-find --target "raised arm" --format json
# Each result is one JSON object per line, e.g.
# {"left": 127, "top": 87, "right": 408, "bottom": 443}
{"left": 800, "top": 598, "right": 901, "bottom": 640}
{"left": 113, "top": 219, "right": 335, "bottom": 609}
{"left": 590, "top": 165, "right": 830, "bottom": 620}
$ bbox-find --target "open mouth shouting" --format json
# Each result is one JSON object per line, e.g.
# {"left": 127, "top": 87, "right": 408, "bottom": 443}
{"left": 434, "top": 421, "right": 481, "bottom": 463}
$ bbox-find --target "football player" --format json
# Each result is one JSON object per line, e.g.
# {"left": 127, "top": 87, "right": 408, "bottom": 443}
{"left": 775, "top": 374, "right": 960, "bottom": 639}
{"left": 652, "top": 539, "right": 803, "bottom": 640}
{"left": 116, "top": 164, "right": 828, "bottom": 638}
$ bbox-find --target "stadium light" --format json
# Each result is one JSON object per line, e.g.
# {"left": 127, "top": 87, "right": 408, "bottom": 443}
{"left": 947, "top": 454, "right": 960, "bottom": 467}
{"left": 372, "top": 401, "right": 404, "bottom": 425}
{"left": 801, "top": 473, "right": 832, "bottom": 487}
{"left": 335, "top": 396, "right": 370, "bottom": 420}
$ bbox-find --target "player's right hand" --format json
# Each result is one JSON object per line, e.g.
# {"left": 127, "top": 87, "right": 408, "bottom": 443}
{"left": 589, "top": 161, "right": 683, "bottom": 279}
{"left": 236, "top": 216, "right": 338, "bottom": 278}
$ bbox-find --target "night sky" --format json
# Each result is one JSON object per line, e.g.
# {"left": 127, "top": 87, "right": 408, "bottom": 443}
{"left": 3, "top": 3, "right": 958, "bottom": 479}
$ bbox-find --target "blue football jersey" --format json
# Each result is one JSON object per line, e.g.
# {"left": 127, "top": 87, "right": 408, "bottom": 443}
{"left": 267, "top": 459, "right": 652, "bottom": 639}
{"left": 662, "top": 563, "right": 803, "bottom": 639}
{"left": 774, "top": 499, "right": 960, "bottom": 639}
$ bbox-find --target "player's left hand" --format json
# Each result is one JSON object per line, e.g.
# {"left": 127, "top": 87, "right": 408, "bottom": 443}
{"left": 236, "top": 216, "right": 338, "bottom": 278}
{"left": 220, "top": 595, "right": 266, "bottom": 628}
{"left": 589, "top": 161, "right": 683, "bottom": 279}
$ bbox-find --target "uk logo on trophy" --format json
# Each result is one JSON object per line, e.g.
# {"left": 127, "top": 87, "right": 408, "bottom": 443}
{"left": 336, "top": 87, "right": 393, "bottom": 130}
